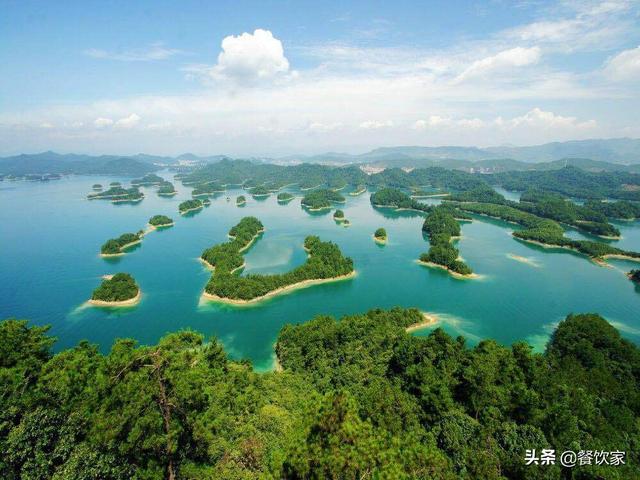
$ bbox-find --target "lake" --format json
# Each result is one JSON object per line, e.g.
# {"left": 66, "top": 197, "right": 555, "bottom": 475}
{"left": 2, "top": 172, "right": 639, "bottom": 370}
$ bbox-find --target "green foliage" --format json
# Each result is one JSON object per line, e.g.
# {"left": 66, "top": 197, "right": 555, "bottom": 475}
{"left": 333, "top": 209, "right": 344, "bottom": 219}
{"left": 236, "top": 195, "right": 246, "bottom": 205}
{"left": 109, "top": 182, "right": 121, "bottom": 187}
{"left": 374, "top": 227, "right": 387, "bottom": 239}
{"left": 448, "top": 185, "right": 506, "bottom": 204}
{"left": 420, "top": 207, "right": 473, "bottom": 275}
{"left": 205, "top": 233, "right": 354, "bottom": 300}
{"left": 370, "top": 187, "right": 431, "bottom": 211}
{"left": 148, "top": 215, "right": 173, "bottom": 227}
{"left": 2, "top": 309, "right": 640, "bottom": 478}
{"left": 90, "top": 273, "right": 139, "bottom": 302}
{"left": 178, "top": 199, "right": 203, "bottom": 213}
{"left": 131, "top": 173, "right": 164, "bottom": 186}
{"left": 201, "top": 217, "right": 264, "bottom": 273}
{"left": 629, "top": 269, "right": 640, "bottom": 283}
{"left": 192, "top": 182, "right": 225, "bottom": 197}
{"left": 585, "top": 199, "right": 640, "bottom": 220}
{"left": 250, "top": 185, "right": 270, "bottom": 196}
{"left": 100, "top": 231, "right": 143, "bottom": 254}
{"left": 91, "top": 183, "right": 102, "bottom": 190}
{"left": 301, "top": 188, "right": 345, "bottom": 209}
{"left": 157, "top": 181, "right": 176, "bottom": 195}
{"left": 87, "top": 186, "right": 142, "bottom": 201}
{"left": 277, "top": 192, "right": 294, "bottom": 202}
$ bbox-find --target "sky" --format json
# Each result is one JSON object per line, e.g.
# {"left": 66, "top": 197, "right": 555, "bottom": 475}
{"left": 0, "top": 0, "right": 639, "bottom": 156}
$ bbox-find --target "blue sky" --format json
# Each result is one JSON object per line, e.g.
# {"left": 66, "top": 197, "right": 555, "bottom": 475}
{"left": 1, "top": 0, "right": 638, "bottom": 156}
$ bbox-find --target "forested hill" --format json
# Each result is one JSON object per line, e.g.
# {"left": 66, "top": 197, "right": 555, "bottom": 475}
{"left": 0, "top": 152, "right": 161, "bottom": 176}
{"left": 1, "top": 308, "right": 639, "bottom": 478}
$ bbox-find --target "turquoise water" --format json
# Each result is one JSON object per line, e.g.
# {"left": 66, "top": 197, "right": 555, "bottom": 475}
{"left": 1, "top": 172, "right": 639, "bottom": 370}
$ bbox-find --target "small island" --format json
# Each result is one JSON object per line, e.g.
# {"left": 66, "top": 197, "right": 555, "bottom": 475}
{"left": 236, "top": 195, "right": 246, "bottom": 206}
{"left": 92, "top": 183, "right": 103, "bottom": 191}
{"left": 109, "top": 181, "right": 121, "bottom": 187}
{"left": 349, "top": 184, "right": 366, "bottom": 196}
{"left": 370, "top": 188, "right": 431, "bottom": 213}
{"left": 89, "top": 273, "right": 140, "bottom": 306}
{"left": 157, "top": 181, "right": 177, "bottom": 196}
{"left": 192, "top": 182, "right": 225, "bottom": 197}
{"left": 629, "top": 269, "right": 640, "bottom": 283}
{"left": 301, "top": 188, "right": 345, "bottom": 211}
{"left": 179, "top": 199, "right": 204, "bottom": 215}
{"left": 333, "top": 209, "right": 347, "bottom": 223}
{"left": 202, "top": 198, "right": 212, "bottom": 206}
{"left": 374, "top": 227, "right": 387, "bottom": 244}
{"left": 131, "top": 173, "right": 164, "bottom": 187}
{"left": 277, "top": 192, "right": 294, "bottom": 203}
{"left": 148, "top": 215, "right": 174, "bottom": 228}
{"left": 201, "top": 221, "right": 355, "bottom": 305}
{"left": 250, "top": 185, "right": 270, "bottom": 198}
{"left": 418, "top": 207, "right": 476, "bottom": 278}
{"left": 100, "top": 231, "right": 145, "bottom": 256}
{"left": 87, "top": 186, "right": 143, "bottom": 202}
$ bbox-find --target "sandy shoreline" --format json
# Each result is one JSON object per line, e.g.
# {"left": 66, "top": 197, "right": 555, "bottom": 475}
{"left": 303, "top": 204, "right": 332, "bottom": 211}
{"left": 100, "top": 239, "right": 142, "bottom": 257}
{"left": 406, "top": 312, "right": 439, "bottom": 332}
{"left": 201, "top": 270, "right": 357, "bottom": 306}
{"left": 147, "top": 221, "right": 174, "bottom": 229}
{"left": 349, "top": 188, "right": 366, "bottom": 196}
{"left": 112, "top": 196, "right": 144, "bottom": 204}
{"left": 88, "top": 289, "right": 141, "bottom": 307}
{"left": 416, "top": 260, "right": 480, "bottom": 279}
{"left": 506, "top": 253, "right": 540, "bottom": 267}
{"left": 158, "top": 191, "right": 177, "bottom": 196}
{"left": 180, "top": 205, "right": 204, "bottom": 215}
{"left": 373, "top": 235, "right": 387, "bottom": 244}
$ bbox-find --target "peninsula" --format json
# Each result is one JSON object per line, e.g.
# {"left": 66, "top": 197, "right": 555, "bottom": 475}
{"left": 88, "top": 272, "right": 140, "bottom": 306}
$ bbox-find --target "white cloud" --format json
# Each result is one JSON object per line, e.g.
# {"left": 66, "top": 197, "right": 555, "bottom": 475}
{"left": 307, "top": 122, "right": 343, "bottom": 133}
{"left": 84, "top": 42, "right": 183, "bottom": 62}
{"left": 93, "top": 117, "right": 113, "bottom": 128}
{"left": 412, "top": 116, "right": 453, "bottom": 130}
{"left": 358, "top": 120, "right": 393, "bottom": 129}
{"left": 604, "top": 46, "right": 640, "bottom": 81}
{"left": 457, "top": 118, "right": 484, "bottom": 129}
{"left": 114, "top": 114, "right": 140, "bottom": 129}
{"left": 210, "top": 29, "right": 290, "bottom": 83}
{"left": 508, "top": 108, "right": 596, "bottom": 129}
{"left": 455, "top": 47, "right": 541, "bottom": 82}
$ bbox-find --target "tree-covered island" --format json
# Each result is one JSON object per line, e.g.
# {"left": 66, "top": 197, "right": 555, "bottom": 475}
{"left": 109, "top": 181, "right": 121, "bottom": 187}
{"left": 157, "top": 181, "right": 177, "bottom": 196}
{"left": 148, "top": 215, "right": 174, "bottom": 228}
{"left": 349, "top": 184, "right": 366, "bottom": 196}
{"left": 236, "top": 195, "right": 246, "bottom": 206}
{"left": 87, "top": 186, "right": 143, "bottom": 203}
{"left": 2, "top": 308, "right": 639, "bottom": 478}
{"left": 333, "top": 209, "right": 346, "bottom": 222}
{"left": 419, "top": 207, "right": 475, "bottom": 277}
{"left": 100, "top": 231, "right": 145, "bottom": 256}
{"left": 374, "top": 227, "right": 387, "bottom": 244}
{"left": 191, "top": 182, "right": 225, "bottom": 198}
{"left": 277, "top": 192, "right": 294, "bottom": 203}
{"left": 131, "top": 173, "right": 164, "bottom": 187}
{"left": 249, "top": 185, "right": 270, "bottom": 197}
{"left": 178, "top": 199, "right": 204, "bottom": 215}
{"left": 301, "top": 188, "right": 345, "bottom": 210}
{"left": 91, "top": 183, "right": 102, "bottom": 191}
{"left": 629, "top": 269, "right": 640, "bottom": 283}
{"left": 370, "top": 187, "right": 431, "bottom": 213}
{"left": 88, "top": 272, "right": 140, "bottom": 306}
{"left": 201, "top": 220, "right": 354, "bottom": 304}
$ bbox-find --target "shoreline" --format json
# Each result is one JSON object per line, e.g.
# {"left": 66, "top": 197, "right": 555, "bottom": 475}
{"left": 506, "top": 253, "right": 540, "bottom": 267}
{"left": 252, "top": 193, "right": 270, "bottom": 198}
{"left": 100, "top": 239, "right": 142, "bottom": 257}
{"left": 512, "top": 237, "right": 640, "bottom": 265}
{"left": 201, "top": 270, "right": 357, "bottom": 306}
{"left": 416, "top": 260, "right": 480, "bottom": 279}
{"left": 303, "top": 204, "right": 332, "bottom": 211}
{"left": 88, "top": 289, "right": 141, "bottom": 307}
{"left": 349, "top": 188, "right": 366, "bottom": 196}
{"left": 148, "top": 221, "right": 174, "bottom": 229}
{"left": 180, "top": 205, "right": 204, "bottom": 215}
{"left": 300, "top": 184, "right": 322, "bottom": 191}
{"left": 200, "top": 258, "right": 246, "bottom": 274}
{"left": 406, "top": 312, "right": 439, "bottom": 332}
{"left": 373, "top": 235, "right": 387, "bottom": 245}
{"left": 112, "top": 196, "right": 144, "bottom": 204}
{"left": 158, "top": 191, "right": 177, "bottom": 197}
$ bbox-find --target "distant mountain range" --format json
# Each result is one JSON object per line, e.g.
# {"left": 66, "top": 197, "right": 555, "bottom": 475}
{"left": 1, "top": 138, "right": 639, "bottom": 176}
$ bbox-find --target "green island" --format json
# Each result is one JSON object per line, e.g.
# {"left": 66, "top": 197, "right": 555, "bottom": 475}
{"left": 585, "top": 199, "right": 640, "bottom": 220}
{"left": 91, "top": 183, "right": 102, "bottom": 191}
{"left": 3, "top": 308, "right": 639, "bottom": 478}
{"left": 370, "top": 187, "right": 431, "bottom": 212}
{"left": 419, "top": 207, "right": 475, "bottom": 278}
{"left": 629, "top": 269, "right": 640, "bottom": 283}
{"left": 373, "top": 227, "right": 387, "bottom": 244}
{"left": 109, "top": 181, "right": 121, "bottom": 187}
{"left": 201, "top": 220, "right": 355, "bottom": 304}
{"left": 236, "top": 195, "right": 246, "bottom": 206}
{"left": 131, "top": 173, "right": 164, "bottom": 187}
{"left": 100, "top": 231, "right": 145, "bottom": 256}
{"left": 451, "top": 201, "right": 640, "bottom": 264}
{"left": 87, "top": 186, "right": 143, "bottom": 203}
{"left": 333, "top": 209, "right": 346, "bottom": 222}
{"left": 88, "top": 272, "right": 140, "bottom": 306}
{"left": 277, "top": 192, "right": 294, "bottom": 203}
{"left": 249, "top": 185, "right": 270, "bottom": 197}
{"left": 301, "top": 188, "right": 345, "bottom": 210}
{"left": 202, "top": 198, "right": 211, "bottom": 206}
{"left": 349, "top": 184, "right": 366, "bottom": 196}
{"left": 148, "top": 215, "right": 174, "bottom": 228}
{"left": 157, "top": 181, "right": 177, "bottom": 196}
{"left": 192, "top": 182, "right": 225, "bottom": 197}
{"left": 178, "top": 199, "right": 204, "bottom": 215}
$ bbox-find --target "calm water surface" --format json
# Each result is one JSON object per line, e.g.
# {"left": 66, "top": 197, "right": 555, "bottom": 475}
{"left": 1, "top": 173, "right": 639, "bottom": 370}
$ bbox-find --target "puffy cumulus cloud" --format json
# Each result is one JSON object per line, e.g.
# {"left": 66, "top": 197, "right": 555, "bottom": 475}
{"left": 455, "top": 47, "right": 541, "bottom": 82}
{"left": 114, "top": 113, "right": 141, "bottom": 129}
{"left": 211, "top": 29, "right": 290, "bottom": 83}
{"left": 604, "top": 46, "right": 640, "bottom": 81}
{"left": 358, "top": 120, "right": 393, "bottom": 129}
{"left": 94, "top": 117, "right": 114, "bottom": 128}
{"left": 508, "top": 108, "right": 596, "bottom": 129}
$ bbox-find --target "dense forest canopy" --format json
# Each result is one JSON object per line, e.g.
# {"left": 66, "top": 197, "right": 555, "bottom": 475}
{"left": 333, "top": 209, "right": 344, "bottom": 219}
{"left": 249, "top": 185, "right": 270, "bottom": 196}
{"left": 100, "top": 231, "right": 144, "bottom": 255}
{"left": 201, "top": 216, "right": 265, "bottom": 274}
{"left": 87, "top": 186, "right": 142, "bottom": 201}
{"left": 301, "top": 189, "right": 345, "bottom": 209}
{"left": 370, "top": 187, "right": 432, "bottom": 212}
{"left": 420, "top": 207, "right": 473, "bottom": 275}
{"left": 1, "top": 308, "right": 639, "bottom": 478}
{"left": 277, "top": 192, "right": 294, "bottom": 202}
{"left": 148, "top": 215, "right": 173, "bottom": 227}
{"left": 131, "top": 173, "right": 164, "bottom": 186}
{"left": 178, "top": 199, "right": 203, "bottom": 213}
{"left": 374, "top": 227, "right": 387, "bottom": 239}
{"left": 90, "top": 272, "right": 139, "bottom": 302}
{"left": 630, "top": 269, "right": 640, "bottom": 283}
{"left": 236, "top": 195, "right": 246, "bottom": 205}
{"left": 157, "top": 181, "right": 176, "bottom": 195}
